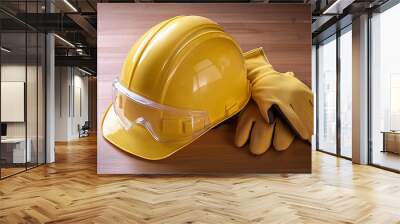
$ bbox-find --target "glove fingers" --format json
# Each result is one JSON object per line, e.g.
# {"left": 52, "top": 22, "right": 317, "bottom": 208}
{"left": 309, "top": 94, "right": 314, "bottom": 107}
{"left": 234, "top": 112, "right": 254, "bottom": 148}
{"left": 278, "top": 103, "right": 310, "bottom": 140}
{"left": 253, "top": 97, "right": 273, "bottom": 123}
{"left": 292, "top": 102, "right": 314, "bottom": 141}
{"left": 249, "top": 121, "right": 274, "bottom": 155}
{"left": 304, "top": 101, "right": 314, "bottom": 140}
{"left": 273, "top": 119, "right": 295, "bottom": 151}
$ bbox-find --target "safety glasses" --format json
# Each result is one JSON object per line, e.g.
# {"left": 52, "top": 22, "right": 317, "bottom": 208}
{"left": 112, "top": 80, "right": 211, "bottom": 143}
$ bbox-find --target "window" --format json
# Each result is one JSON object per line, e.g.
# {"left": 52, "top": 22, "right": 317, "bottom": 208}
{"left": 312, "top": 45, "right": 317, "bottom": 150}
{"left": 317, "top": 35, "right": 337, "bottom": 154}
{"left": 316, "top": 25, "right": 353, "bottom": 158}
{"left": 370, "top": 2, "right": 400, "bottom": 171}
{"left": 339, "top": 27, "right": 352, "bottom": 158}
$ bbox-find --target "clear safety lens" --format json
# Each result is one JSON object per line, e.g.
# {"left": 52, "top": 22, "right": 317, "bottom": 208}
{"left": 112, "top": 80, "right": 211, "bottom": 143}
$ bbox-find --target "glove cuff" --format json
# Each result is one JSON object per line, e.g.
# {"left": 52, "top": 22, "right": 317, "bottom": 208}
{"left": 243, "top": 47, "right": 271, "bottom": 64}
{"left": 243, "top": 47, "right": 277, "bottom": 84}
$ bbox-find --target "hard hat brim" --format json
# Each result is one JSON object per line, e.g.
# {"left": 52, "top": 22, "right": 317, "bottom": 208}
{"left": 101, "top": 104, "right": 189, "bottom": 160}
{"left": 102, "top": 85, "right": 250, "bottom": 160}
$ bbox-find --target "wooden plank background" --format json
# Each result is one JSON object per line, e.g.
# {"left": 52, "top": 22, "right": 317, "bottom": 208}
{"left": 97, "top": 3, "right": 312, "bottom": 174}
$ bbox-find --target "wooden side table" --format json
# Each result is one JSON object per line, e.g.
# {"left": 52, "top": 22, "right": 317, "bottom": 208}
{"left": 381, "top": 131, "right": 400, "bottom": 154}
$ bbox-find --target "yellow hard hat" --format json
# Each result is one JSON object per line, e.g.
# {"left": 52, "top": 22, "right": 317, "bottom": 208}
{"left": 102, "top": 16, "right": 250, "bottom": 160}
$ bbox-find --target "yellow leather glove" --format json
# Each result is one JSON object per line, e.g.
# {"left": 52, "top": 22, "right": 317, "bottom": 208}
{"left": 235, "top": 101, "right": 295, "bottom": 154}
{"left": 243, "top": 47, "right": 314, "bottom": 141}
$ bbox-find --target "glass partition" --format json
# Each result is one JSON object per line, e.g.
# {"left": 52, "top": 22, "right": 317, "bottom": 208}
{"left": 1, "top": 30, "right": 28, "bottom": 177}
{"left": 27, "top": 30, "right": 38, "bottom": 169}
{"left": 38, "top": 32, "right": 46, "bottom": 165}
{"left": 0, "top": 2, "right": 46, "bottom": 179}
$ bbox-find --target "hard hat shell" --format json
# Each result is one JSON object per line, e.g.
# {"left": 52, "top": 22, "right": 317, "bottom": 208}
{"left": 102, "top": 15, "right": 250, "bottom": 160}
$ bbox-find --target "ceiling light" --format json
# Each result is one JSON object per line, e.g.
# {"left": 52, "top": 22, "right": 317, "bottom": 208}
{"left": 78, "top": 67, "right": 93, "bottom": 76}
{"left": 1, "top": 47, "right": 11, "bottom": 53}
{"left": 54, "top": 34, "right": 75, "bottom": 48}
{"left": 63, "top": 0, "right": 78, "bottom": 12}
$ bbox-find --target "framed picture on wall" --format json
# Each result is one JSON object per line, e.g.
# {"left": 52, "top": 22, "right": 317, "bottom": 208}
{"left": 97, "top": 3, "right": 312, "bottom": 174}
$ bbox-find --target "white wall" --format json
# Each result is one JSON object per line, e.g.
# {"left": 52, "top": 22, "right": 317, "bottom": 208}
{"left": 54, "top": 66, "right": 89, "bottom": 141}
{"left": 1, "top": 64, "right": 37, "bottom": 138}
{"left": 55, "top": 66, "right": 69, "bottom": 141}
{"left": 71, "top": 73, "right": 89, "bottom": 138}
{"left": 1, "top": 63, "right": 46, "bottom": 164}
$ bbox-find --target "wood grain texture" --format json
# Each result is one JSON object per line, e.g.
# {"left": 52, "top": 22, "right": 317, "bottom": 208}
{"left": 1, "top": 136, "right": 400, "bottom": 223}
{"left": 97, "top": 3, "right": 312, "bottom": 174}
{"left": 99, "top": 123, "right": 311, "bottom": 174}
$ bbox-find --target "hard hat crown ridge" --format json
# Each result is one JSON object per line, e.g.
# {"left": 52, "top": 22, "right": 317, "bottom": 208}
{"left": 102, "top": 15, "right": 250, "bottom": 160}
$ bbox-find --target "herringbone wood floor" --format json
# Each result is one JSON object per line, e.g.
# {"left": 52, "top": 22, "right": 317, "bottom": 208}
{"left": 1, "top": 135, "right": 400, "bottom": 224}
